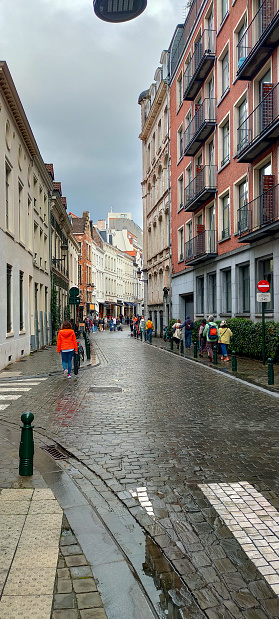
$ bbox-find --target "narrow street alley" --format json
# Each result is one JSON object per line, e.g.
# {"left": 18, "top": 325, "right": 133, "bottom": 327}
{"left": 1, "top": 328, "right": 279, "bottom": 618}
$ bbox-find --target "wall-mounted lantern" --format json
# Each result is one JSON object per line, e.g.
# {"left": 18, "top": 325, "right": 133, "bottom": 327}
{"left": 93, "top": 0, "right": 147, "bottom": 23}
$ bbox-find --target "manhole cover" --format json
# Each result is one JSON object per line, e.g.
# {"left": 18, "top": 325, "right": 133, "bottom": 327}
{"left": 41, "top": 445, "right": 68, "bottom": 460}
{"left": 89, "top": 386, "right": 123, "bottom": 393}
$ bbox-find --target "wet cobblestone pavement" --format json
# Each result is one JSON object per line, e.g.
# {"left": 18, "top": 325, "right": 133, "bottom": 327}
{"left": 1, "top": 328, "right": 279, "bottom": 617}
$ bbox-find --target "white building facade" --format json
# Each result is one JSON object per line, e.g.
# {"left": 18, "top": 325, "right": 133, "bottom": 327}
{"left": 0, "top": 62, "right": 52, "bottom": 370}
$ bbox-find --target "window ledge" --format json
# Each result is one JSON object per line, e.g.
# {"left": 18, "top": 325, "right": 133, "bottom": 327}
{"left": 6, "top": 332, "right": 14, "bottom": 338}
{"left": 220, "top": 312, "right": 232, "bottom": 317}
{"left": 217, "top": 11, "right": 230, "bottom": 35}
{"left": 5, "top": 230, "right": 15, "bottom": 240}
{"left": 255, "top": 312, "right": 274, "bottom": 317}
{"left": 177, "top": 205, "right": 184, "bottom": 213}
{"left": 218, "top": 235, "right": 231, "bottom": 244}
{"left": 177, "top": 101, "right": 183, "bottom": 115}
{"left": 177, "top": 155, "right": 184, "bottom": 166}
{"left": 217, "top": 88, "right": 230, "bottom": 107}
{"left": 19, "top": 330, "right": 26, "bottom": 335}
{"left": 235, "top": 313, "right": 250, "bottom": 317}
{"left": 218, "top": 160, "right": 230, "bottom": 173}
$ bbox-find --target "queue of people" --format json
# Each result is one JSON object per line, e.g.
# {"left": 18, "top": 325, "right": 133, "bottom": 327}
{"left": 171, "top": 314, "right": 233, "bottom": 362}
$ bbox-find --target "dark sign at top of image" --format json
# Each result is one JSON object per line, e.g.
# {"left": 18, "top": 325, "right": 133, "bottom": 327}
{"left": 93, "top": 0, "right": 147, "bottom": 23}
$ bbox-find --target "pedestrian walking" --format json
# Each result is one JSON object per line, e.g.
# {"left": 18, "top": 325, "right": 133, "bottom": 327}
{"left": 145, "top": 318, "right": 153, "bottom": 341}
{"left": 198, "top": 319, "right": 207, "bottom": 357}
{"left": 57, "top": 320, "right": 78, "bottom": 379}
{"left": 139, "top": 316, "right": 145, "bottom": 333}
{"left": 113, "top": 317, "right": 117, "bottom": 331}
{"left": 202, "top": 315, "right": 220, "bottom": 362}
{"left": 172, "top": 319, "right": 182, "bottom": 349}
{"left": 180, "top": 315, "right": 194, "bottom": 348}
{"left": 219, "top": 321, "right": 233, "bottom": 361}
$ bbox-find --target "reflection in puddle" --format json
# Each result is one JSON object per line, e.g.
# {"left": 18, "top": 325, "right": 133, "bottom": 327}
{"left": 143, "top": 535, "right": 201, "bottom": 618}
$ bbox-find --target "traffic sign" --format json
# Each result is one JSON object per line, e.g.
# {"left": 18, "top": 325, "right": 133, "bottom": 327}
{"left": 257, "top": 293, "right": 271, "bottom": 303}
{"left": 69, "top": 286, "right": 80, "bottom": 305}
{"left": 257, "top": 280, "right": 270, "bottom": 292}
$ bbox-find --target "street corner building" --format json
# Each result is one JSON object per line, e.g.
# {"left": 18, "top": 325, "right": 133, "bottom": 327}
{"left": 139, "top": 0, "right": 279, "bottom": 324}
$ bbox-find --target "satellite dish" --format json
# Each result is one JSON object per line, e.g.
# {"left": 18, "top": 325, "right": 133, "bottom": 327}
{"left": 93, "top": 0, "right": 147, "bottom": 23}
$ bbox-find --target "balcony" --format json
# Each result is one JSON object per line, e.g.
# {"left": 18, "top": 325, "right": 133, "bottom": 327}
{"left": 185, "top": 230, "right": 217, "bottom": 265}
{"left": 52, "top": 258, "right": 69, "bottom": 278}
{"left": 184, "top": 165, "right": 217, "bottom": 212}
{"left": 237, "top": 0, "right": 279, "bottom": 80}
{"left": 184, "top": 99, "right": 216, "bottom": 156}
{"left": 237, "top": 82, "right": 279, "bottom": 162}
{"left": 238, "top": 182, "right": 279, "bottom": 242}
{"left": 183, "top": 30, "right": 216, "bottom": 101}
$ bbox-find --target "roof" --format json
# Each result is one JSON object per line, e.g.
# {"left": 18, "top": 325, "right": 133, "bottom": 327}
{"left": 72, "top": 218, "right": 85, "bottom": 234}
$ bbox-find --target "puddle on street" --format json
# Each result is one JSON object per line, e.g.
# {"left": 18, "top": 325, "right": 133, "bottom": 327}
{"left": 143, "top": 534, "right": 199, "bottom": 618}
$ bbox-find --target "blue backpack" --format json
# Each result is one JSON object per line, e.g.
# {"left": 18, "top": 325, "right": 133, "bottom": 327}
{"left": 208, "top": 323, "right": 218, "bottom": 340}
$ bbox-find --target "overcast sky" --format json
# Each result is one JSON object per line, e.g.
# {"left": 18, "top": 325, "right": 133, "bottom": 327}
{"left": 1, "top": 0, "right": 185, "bottom": 227}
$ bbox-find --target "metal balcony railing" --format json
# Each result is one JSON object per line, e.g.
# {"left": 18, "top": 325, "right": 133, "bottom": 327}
{"left": 52, "top": 258, "right": 69, "bottom": 278}
{"left": 184, "top": 98, "right": 216, "bottom": 155}
{"left": 183, "top": 30, "right": 216, "bottom": 100}
{"left": 185, "top": 229, "right": 216, "bottom": 263}
{"left": 237, "top": 0, "right": 279, "bottom": 79}
{"left": 184, "top": 165, "right": 217, "bottom": 211}
{"left": 170, "top": 0, "right": 204, "bottom": 76}
{"left": 237, "top": 82, "right": 279, "bottom": 161}
{"left": 238, "top": 183, "right": 279, "bottom": 239}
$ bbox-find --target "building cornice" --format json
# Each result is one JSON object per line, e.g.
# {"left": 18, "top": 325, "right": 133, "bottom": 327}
{"left": 139, "top": 80, "right": 167, "bottom": 142}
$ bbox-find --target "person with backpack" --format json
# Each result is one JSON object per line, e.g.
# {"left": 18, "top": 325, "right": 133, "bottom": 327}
{"left": 219, "top": 320, "right": 233, "bottom": 361}
{"left": 172, "top": 319, "right": 182, "bottom": 350}
{"left": 145, "top": 318, "right": 153, "bottom": 341}
{"left": 180, "top": 315, "right": 194, "bottom": 348}
{"left": 203, "top": 315, "right": 221, "bottom": 362}
{"left": 198, "top": 318, "right": 207, "bottom": 357}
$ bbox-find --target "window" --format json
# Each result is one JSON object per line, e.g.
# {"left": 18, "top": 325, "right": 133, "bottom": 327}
{"left": 221, "top": 0, "right": 229, "bottom": 21}
{"left": 257, "top": 257, "right": 273, "bottom": 311}
{"left": 178, "top": 126, "right": 184, "bottom": 160}
{"left": 238, "top": 18, "right": 247, "bottom": 63}
{"left": 222, "top": 121, "right": 230, "bottom": 167}
{"left": 177, "top": 74, "right": 183, "bottom": 108}
{"left": 222, "top": 193, "right": 230, "bottom": 239}
{"left": 197, "top": 276, "right": 204, "bottom": 314}
{"left": 178, "top": 227, "right": 184, "bottom": 261}
{"left": 178, "top": 176, "right": 184, "bottom": 210}
{"left": 5, "top": 162, "right": 12, "bottom": 231}
{"left": 223, "top": 269, "right": 231, "bottom": 312}
{"left": 208, "top": 273, "right": 217, "bottom": 314}
{"left": 19, "top": 271, "right": 24, "bottom": 330}
{"left": 239, "top": 264, "right": 250, "bottom": 312}
{"left": 7, "top": 264, "right": 12, "bottom": 333}
{"left": 158, "top": 120, "right": 162, "bottom": 147}
{"left": 238, "top": 179, "right": 248, "bottom": 233}
{"left": 222, "top": 52, "right": 229, "bottom": 96}
{"left": 238, "top": 98, "right": 248, "bottom": 151}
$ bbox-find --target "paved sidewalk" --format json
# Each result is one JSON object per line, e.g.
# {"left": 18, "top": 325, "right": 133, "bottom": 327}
{"left": 140, "top": 333, "right": 279, "bottom": 393}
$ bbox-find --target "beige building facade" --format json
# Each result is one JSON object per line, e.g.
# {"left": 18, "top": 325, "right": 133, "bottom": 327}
{"left": 138, "top": 52, "right": 171, "bottom": 336}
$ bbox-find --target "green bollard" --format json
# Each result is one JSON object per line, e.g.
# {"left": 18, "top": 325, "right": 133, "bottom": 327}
{"left": 213, "top": 344, "right": 218, "bottom": 365}
{"left": 19, "top": 412, "right": 34, "bottom": 476}
{"left": 144, "top": 330, "right": 147, "bottom": 342}
{"left": 140, "top": 331, "right": 143, "bottom": 341}
{"left": 180, "top": 339, "right": 184, "bottom": 355}
{"left": 149, "top": 332, "right": 152, "bottom": 345}
{"left": 193, "top": 341, "right": 198, "bottom": 358}
{"left": 232, "top": 351, "right": 237, "bottom": 372}
{"left": 170, "top": 336, "right": 173, "bottom": 351}
{"left": 268, "top": 358, "right": 274, "bottom": 385}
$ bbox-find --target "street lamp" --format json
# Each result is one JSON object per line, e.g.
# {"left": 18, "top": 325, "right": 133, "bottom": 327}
{"left": 93, "top": 0, "right": 147, "bottom": 22}
{"left": 137, "top": 267, "right": 147, "bottom": 282}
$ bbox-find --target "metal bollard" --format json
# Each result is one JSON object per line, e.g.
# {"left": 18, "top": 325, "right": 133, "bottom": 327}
{"left": 268, "top": 358, "right": 274, "bottom": 385}
{"left": 149, "top": 332, "right": 152, "bottom": 345}
{"left": 232, "top": 351, "right": 237, "bottom": 372}
{"left": 140, "top": 331, "right": 143, "bottom": 341}
{"left": 213, "top": 344, "right": 218, "bottom": 365}
{"left": 19, "top": 412, "right": 34, "bottom": 476}
{"left": 170, "top": 336, "right": 173, "bottom": 351}
{"left": 84, "top": 335, "right": 90, "bottom": 359}
{"left": 193, "top": 341, "right": 198, "bottom": 358}
{"left": 180, "top": 339, "right": 184, "bottom": 354}
{"left": 144, "top": 330, "right": 147, "bottom": 342}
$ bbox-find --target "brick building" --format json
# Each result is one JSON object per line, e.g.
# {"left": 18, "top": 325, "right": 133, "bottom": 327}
{"left": 168, "top": 0, "right": 279, "bottom": 322}
{"left": 70, "top": 211, "right": 94, "bottom": 321}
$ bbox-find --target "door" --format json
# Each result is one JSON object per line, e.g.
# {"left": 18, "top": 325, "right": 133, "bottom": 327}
{"left": 259, "top": 70, "right": 272, "bottom": 134}
{"left": 196, "top": 155, "right": 203, "bottom": 194}
{"left": 207, "top": 11, "right": 214, "bottom": 51}
{"left": 259, "top": 162, "right": 274, "bottom": 225}
{"left": 208, "top": 76, "right": 214, "bottom": 120}
{"left": 196, "top": 215, "right": 205, "bottom": 255}
{"left": 208, "top": 205, "right": 215, "bottom": 252}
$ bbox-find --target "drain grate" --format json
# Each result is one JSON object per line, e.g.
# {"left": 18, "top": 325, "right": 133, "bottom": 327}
{"left": 89, "top": 386, "right": 123, "bottom": 393}
{"left": 41, "top": 445, "right": 68, "bottom": 460}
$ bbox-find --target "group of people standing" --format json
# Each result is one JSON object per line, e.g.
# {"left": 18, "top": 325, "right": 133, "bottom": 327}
{"left": 172, "top": 315, "right": 233, "bottom": 362}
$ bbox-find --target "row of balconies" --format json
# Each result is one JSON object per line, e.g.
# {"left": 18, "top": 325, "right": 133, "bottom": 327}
{"left": 182, "top": 183, "right": 279, "bottom": 264}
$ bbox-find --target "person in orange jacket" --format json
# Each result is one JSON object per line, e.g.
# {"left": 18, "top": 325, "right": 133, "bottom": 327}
{"left": 57, "top": 321, "right": 78, "bottom": 379}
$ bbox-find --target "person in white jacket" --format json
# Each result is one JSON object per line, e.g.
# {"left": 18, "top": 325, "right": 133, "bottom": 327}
{"left": 172, "top": 319, "right": 182, "bottom": 350}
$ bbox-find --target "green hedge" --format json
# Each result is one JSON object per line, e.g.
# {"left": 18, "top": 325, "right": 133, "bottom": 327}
{"left": 191, "top": 318, "right": 279, "bottom": 361}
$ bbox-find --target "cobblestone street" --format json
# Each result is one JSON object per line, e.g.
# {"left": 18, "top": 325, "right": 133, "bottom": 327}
{"left": 2, "top": 328, "right": 279, "bottom": 617}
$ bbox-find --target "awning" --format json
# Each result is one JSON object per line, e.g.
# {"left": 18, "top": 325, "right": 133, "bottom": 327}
{"left": 117, "top": 300, "right": 123, "bottom": 306}
{"left": 124, "top": 302, "right": 133, "bottom": 307}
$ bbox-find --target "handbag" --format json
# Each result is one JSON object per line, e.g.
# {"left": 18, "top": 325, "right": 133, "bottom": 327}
{"left": 74, "top": 352, "right": 79, "bottom": 375}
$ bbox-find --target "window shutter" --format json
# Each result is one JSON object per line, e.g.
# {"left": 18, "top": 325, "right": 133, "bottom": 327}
{"left": 262, "top": 83, "right": 274, "bottom": 129}
{"left": 196, "top": 224, "right": 205, "bottom": 254}
{"left": 262, "top": 174, "right": 275, "bottom": 224}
